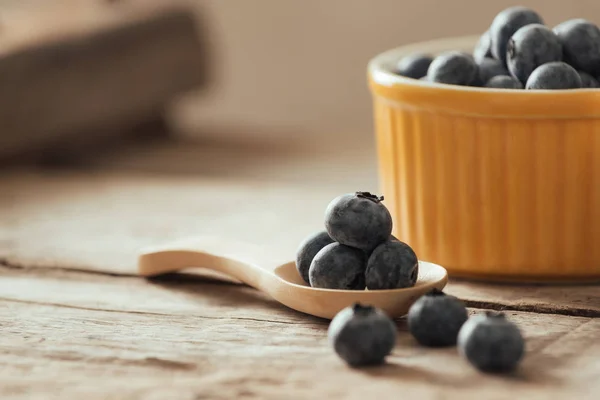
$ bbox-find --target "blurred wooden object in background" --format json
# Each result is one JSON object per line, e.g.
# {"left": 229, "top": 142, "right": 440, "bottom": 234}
{"left": 0, "top": 0, "right": 208, "bottom": 165}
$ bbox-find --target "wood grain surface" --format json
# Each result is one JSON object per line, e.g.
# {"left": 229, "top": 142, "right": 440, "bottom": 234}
{"left": 2, "top": 265, "right": 599, "bottom": 400}
{"left": 1, "top": 140, "right": 599, "bottom": 399}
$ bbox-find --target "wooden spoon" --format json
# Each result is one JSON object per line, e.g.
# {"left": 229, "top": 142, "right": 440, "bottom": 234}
{"left": 138, "top": 236, "right": 448, "bottom": 319}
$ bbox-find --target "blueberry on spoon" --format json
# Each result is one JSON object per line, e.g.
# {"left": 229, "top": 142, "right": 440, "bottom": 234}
{"left": 366, "top": 240, "right": 418, "bottom": 290}
{"left": 325, "top": 192, "right": 392, "bottom": 253}
{"left": 309, "top": 242, "right": 367, "bottom": 290}
{"left": 295, "top": 230, "right": 335, "bottom": 284}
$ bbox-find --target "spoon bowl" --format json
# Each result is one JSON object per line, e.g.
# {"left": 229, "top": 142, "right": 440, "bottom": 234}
{"left": 138, "top": 236, "right": 448, "bottom": 319}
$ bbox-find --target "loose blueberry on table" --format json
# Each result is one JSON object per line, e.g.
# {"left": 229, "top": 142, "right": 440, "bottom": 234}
{"left": 458, "top": 311, "right": 525, "bottom": 373}
{"left": 407, "top": 288, "right": 469, "bottom": 347}
{"left": 328, "top": 303, "right": 396, "bottom": 367}
{"left": 295, "top": 230, "right": 335, "bottom": 284}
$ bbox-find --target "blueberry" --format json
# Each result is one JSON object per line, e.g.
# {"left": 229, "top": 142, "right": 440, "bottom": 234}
{"left": 484, "top": 75, "right": 523, "bottom": 89}
{"left": 477, "top": 57, "right": 509, "bottom": 86}
{"left": 473, "top": 30, "right": 493, "bottom": 63}
{"left": 507, "top": 24, "right": 562, "bottom": 84}
{"left": 578, "top": 71, "right": 600, "bottom": 88}
{"left": 309, "top": 242, "right": 366, "bottom": 290}
{"left": 407, "top": 289, "right": 468, "bottom": 347}
{"left": 526, "top": 61, "right": 582, "bottom": 90}
{"left": 395, "top": 53, "right": 433, "bottom": 79}
{"left": 328, "top": 303, "right": 396, "bottom": 367}
{"left": 554, "top": 19, "right": 600, "bottom": 75}
{"left": 366, "top": 240, "right": 418, "bottom": 290}
{"left": 458, "top": 311, "right": 525, "bottom": 373}
{"left": 489, "top": 6, "right": 544, "bottom": 65}
{"left": 324, "top": 192, "right": 392, "bottom": 253}
{"left": 295, "top": 231, "right": 335, "bottom": 284}
{"left": 427, "top": 51, "right": 478, "bottom": 86}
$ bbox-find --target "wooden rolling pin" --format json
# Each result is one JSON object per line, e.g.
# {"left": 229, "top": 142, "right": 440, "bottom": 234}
{"left": 0, "top": 2, "right": 208, "bottom": 164}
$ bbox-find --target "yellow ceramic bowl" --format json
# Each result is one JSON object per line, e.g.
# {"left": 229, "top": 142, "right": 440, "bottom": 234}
{"left": 368, "top": 35, "right": 600, "bottom": 283}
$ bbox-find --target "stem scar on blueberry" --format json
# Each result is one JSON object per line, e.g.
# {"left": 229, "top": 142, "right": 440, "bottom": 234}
{"left": 355, "top": 192, "right": 384, "bottom": 203}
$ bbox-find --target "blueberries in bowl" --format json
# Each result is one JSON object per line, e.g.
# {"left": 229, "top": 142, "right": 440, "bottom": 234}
{"left": 476, "top": 57, "right": 509, "bottom": 86}
{"left": 526, "top": 61, "right": 582, "bottom": 89}
{"left": 407, "top": 289, "right": 469, "bottom": 347}
{"left": 553, "top": 19, "right": 600, "bottom": 75}
{"left": 489, "top": 6, "right": 544, "bottom": 64}
{"left": 391, "top": 7, "right": 599, "bottom": 91}
{"left": 485, "top": 75, "right": 523, "bottom": 89}
{"left": 328, "top": 303, "right": 397, "bottom": 367}
{"left": 473, "top": 30, "right": 493, "bottom": 63}
{"left": 395, "top": 53, "right": 433, "bottom": 79}
{"left": 427, "top": 51, "right": 478, "bottom": 86}
{"left": 578, "top": 71, "right": 600, "bottom": 88}
{"left": 506, "top": 24, "right": 562, "bottom": 84}
{"left": 458, "top": 311, "right": 525, "bottom": 373}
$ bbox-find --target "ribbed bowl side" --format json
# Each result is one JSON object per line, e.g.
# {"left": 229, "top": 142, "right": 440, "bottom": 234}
{"left": 373, "top": 96, "right": 600, "bottom": 281}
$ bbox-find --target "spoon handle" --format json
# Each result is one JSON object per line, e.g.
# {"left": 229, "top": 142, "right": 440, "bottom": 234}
{"left": 137, "top": 236, "right": 281, "bottom": 291}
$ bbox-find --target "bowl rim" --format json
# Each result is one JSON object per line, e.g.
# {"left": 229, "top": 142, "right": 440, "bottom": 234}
{"left": 367, "top": 35, "right": 600, "bottom": 118}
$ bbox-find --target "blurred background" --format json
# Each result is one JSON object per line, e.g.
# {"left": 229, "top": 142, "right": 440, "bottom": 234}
{"left": 178, "top": 0, "right": 600, "bottom": 146}
{"left": 1, "top": 0, "right": 599, "bottom": 163}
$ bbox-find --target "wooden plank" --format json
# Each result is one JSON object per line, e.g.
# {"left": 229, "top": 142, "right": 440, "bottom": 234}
{"left": 0, "top": 4, "right": 207, "bottom": 162}
{"left": 1, "top": 154, "right": 599, "bottom": 317}
{"left": 446, "top": 279, "right": 600, "bottom": 318}
{"left": 0, "top": 269, "right": 598, "bottom": 399}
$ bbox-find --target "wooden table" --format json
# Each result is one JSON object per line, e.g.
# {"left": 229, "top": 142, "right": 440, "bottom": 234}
{"left": 1, "top": 139, "right": 599, "bottom": 399}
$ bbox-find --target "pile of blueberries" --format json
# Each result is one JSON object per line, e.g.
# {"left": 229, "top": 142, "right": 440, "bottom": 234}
{"left": 395, "top": 6, "right": 600, "bottom": 90}
{"left": 328, "top": 296, "right": 525, "bottom": 374}
{"left": 295, "top": 191, "right": 418, "bottom": 291}
{"left": 296, "top": 191, "right": 525, "bottom": 373}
